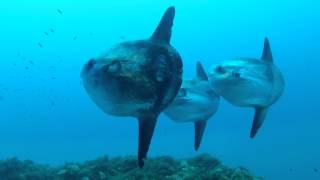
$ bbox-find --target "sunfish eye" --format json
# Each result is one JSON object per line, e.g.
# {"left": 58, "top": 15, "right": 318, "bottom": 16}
{"left": 232, "top": 70, "right": 241, "bottom": 78}
{"left": 215, "top": 65, "right": 225, "bottom": 73}
{"left": 86, "top": 58, "right": 96, "bottom": 69}
{"left": 105, "top": 61, "right": 122, "bottom": 74}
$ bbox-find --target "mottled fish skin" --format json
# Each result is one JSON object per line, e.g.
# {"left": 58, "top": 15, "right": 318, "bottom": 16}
{"left": 208, "top": 38, "right": 284, "bottom": 138}
{"left": 81, "top": 40, "right": 182, "bottom": 117}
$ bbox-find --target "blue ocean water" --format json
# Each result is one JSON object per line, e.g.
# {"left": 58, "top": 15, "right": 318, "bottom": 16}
{"left": 0, "top": 0, "right": 319, "bottom": 179}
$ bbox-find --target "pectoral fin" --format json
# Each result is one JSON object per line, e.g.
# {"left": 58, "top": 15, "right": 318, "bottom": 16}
{"left": 138, "top": 116, "right": 158, "bottom": 168}
{"left": 194, "top": 120, "right": 207, "bottom": 150}
{"left": 250, "top": 107, "right": 268, "bottom": 138}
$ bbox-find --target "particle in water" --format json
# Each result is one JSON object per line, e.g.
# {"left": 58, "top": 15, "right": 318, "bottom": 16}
{"left": 57, "top": 9, "right": 63, "bottom": 14}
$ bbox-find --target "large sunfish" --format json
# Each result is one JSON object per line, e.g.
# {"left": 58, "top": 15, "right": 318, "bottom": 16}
{"left": 208, "top": 38, "right": 284, "bottom": 138}
{"left": 164, "top": 61, "right": 220, "bottom": 150}
{"left": 81, "top": 7, "right": 183, "bottom": 167}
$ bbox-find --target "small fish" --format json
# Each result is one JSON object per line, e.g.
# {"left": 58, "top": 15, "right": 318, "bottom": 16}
{"left": 44, "top": 32, "right": 49, "bottom": 36}
{"left": 120, "top": 35, "right": 125, "bottom": 40}
{"left": 13, "top": 63, "right": 16, "bottom": 66}
{"left": 25, "top": 66, "right": 29, "bottom": 70}
{"left": 314, "top": 168, "right": 319, "bottom": 172}
{"left": 51, "top": 77, "right": 56, "bottom": 80}
{"left": 73, "top": 36, "right": 77, "bottom": 40}
{"left": 57, "top": 9, "right": 63, "bottom": 14}
{"left": 38, "top": 43, "right": 43, "bottom": 48}
{"left": 50, "top": 28, "right": 55, "bottom": 33}
{"left": 50, "top": 101, "right": 55, "bottom": 107}
{"left": 29, "top": 60, "right": 34, "bottom": 65}
{"left": 0, "top": 96, "right": 3, "bottom": 101}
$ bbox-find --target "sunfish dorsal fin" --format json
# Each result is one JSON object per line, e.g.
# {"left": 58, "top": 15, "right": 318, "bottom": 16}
{"left": 150, "top": 6, "right": 175, "bottom": 44}
{"left": 196, "top": 61, "right": 208, "bottom": 81}
{"left": 261, "top": 37, "right": 273, "bottom": 63}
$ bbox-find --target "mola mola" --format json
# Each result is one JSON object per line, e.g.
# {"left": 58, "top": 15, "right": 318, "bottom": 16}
{"left": 208, "top": 38, "right": 284, "bottom": 138}
{"left": 164, "top": 61, "right": 220, "bottom": 150}
{"left": 81, "top": 7, "right": 182, "bottom": 167}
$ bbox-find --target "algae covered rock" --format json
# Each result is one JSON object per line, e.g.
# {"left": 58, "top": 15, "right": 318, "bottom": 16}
{"left": 0, "top": 157, "right": 54, "bottom": 180}
{"left": 0, "top": 154, "right": 262, "bottom": 180}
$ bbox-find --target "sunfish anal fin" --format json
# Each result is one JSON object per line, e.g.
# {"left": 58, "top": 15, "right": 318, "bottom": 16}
{"left": 250, "top": 107, "right": 268, "bottom": 138}
{"left": 261, "top": 37, "right": 273, "bottom": 63}
{"left": 150, "top": 6, "right": 175, "bottom": 44}
{"left": 138, "top": 115, "right": 158, "bottom": 168}
{"left": 194, "top": 120, "right": 207, "bottom": 150}
{"left": 196, "top": 61, "right": 208, "bottom": 81}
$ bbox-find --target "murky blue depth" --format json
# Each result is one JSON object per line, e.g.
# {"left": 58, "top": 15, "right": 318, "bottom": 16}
{"left": 0, "top": 0, "right": 319, "bottom": 179}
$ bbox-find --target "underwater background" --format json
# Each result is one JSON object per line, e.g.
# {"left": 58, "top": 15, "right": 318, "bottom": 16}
{"left": 0, "top": 0, "right": 319, "bottom": 179}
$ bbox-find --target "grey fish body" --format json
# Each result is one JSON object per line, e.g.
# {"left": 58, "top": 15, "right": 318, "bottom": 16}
{"left": 208, "top": 38, "right": 284, "bottom": 138}
{"left": 81, "top": 7, "right": 182, "bottom": 167}
{"left": 212, "top": 58, "right": 284, "bottom": 108}
{"left": 165, "top": 80, "right": 219, "bottom": 122}
{"left": 83, "top": 40, "right": 182, "bottom": 117}
{"left": 165, "top": 62, "right": 220, "bottom": 150}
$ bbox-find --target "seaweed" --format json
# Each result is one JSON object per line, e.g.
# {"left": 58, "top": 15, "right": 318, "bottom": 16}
{"left": 0, "top": 154, "right": 262, "bottom": 180}
{"left": 0, "top": 158, "right": 54, "bottom": 180}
